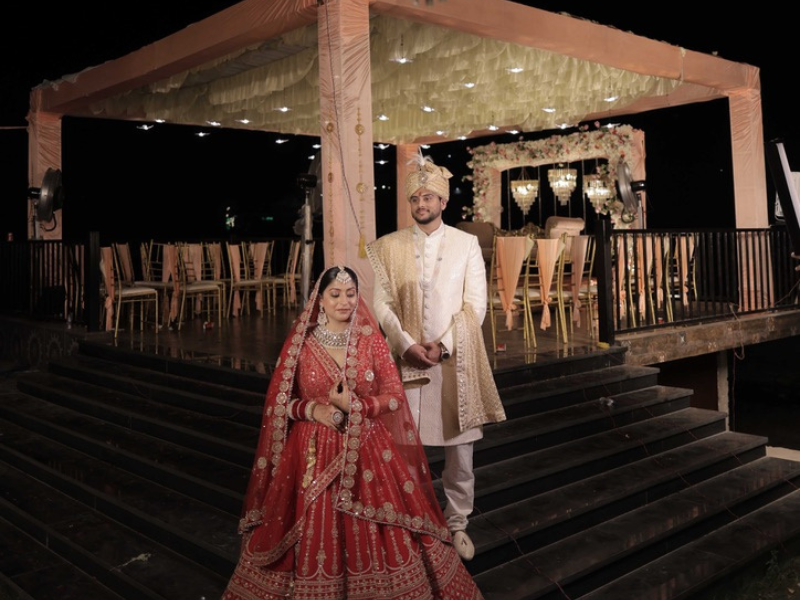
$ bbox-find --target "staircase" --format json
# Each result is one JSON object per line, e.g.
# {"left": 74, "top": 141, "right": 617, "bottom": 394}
{"left": 2, "top": 341, "right": 800, "bottom": 600}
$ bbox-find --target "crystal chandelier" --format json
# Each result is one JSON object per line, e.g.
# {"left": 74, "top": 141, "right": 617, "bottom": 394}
{"left": 511, "top": 168, "right": 538, "bottom": 215}
{"left": 548, "top": 166, "right": 578, "bottom": 205}
{"left": 583, "top": 174, "right": 611, "bottom": 201}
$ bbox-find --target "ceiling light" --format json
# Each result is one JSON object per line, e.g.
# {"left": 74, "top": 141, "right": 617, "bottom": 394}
{"left": 312, "top": 143, "right": 321, "bottom": 149}
{"left": 275, "top": 138, "right": 289, "bottom": 144}
{"left": 542, "top": 107, "right": 556, "bottom": 113}
{"left": 376, "top": 160, "right": 389, "bottom": 165}
{"left": 584, "top": 174, "right": 611, "bottom": 201}
{"left": 377, "top": 113, "right": 389, "bottom": 121}
{"left": 422, "top": 105, "right": 435, "bottom": 113}
{"left": 390, "top": 35, "right": 413, "bottom": 64}
{"left": 512, "top": 168, "right": 538, "bottom": 215}
{"left": 274, "top": 106, "right": 291, "bottom": 113}
{"left": 548, "top": 166, "right": 578, "bottom": 205}
{"left": 507, "top": 67, "right": 524, "bottom": 74}
{"left": 488, "top": 124, "right": 499, "bottom": 131}
{"left": 195, "top": 132, "right": 210, "bottom": 137}
{"left": 137, "top": 124, "right": 154, "bottom": 131}
{"left": 463, "top": 82, "right": 476, "bottom": 88}
{"left": 376, "top": 143, "right": 390, "bottom": 150}
{"left": 154, "top": 119, "right": 165, "bottom": 123}
{"left": 206, "top": 120, "right": 221, "bottom": 127}
{"left": 508, "top": 129, "right": 520, "bottom": 135}
{"left": 604, "top": 94, "right": 619, "bottom": 102}
{"left": 435, "top": 129, "right": 447, "bottom": 136}
{"left": 237, "top": 118, "right": 251, "bottom": 124}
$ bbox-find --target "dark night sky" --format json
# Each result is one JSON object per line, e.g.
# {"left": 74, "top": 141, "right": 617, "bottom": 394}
{"left": 1, "top": 2, "right": 797, "bottom": 242}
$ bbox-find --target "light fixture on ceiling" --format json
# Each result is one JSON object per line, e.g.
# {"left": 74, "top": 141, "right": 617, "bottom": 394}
{"left": 604, "top": 92, "right": 619, "bottom": 102}
{"left": 377, "top": 113, "right": 389, "bottom": 121}
{"left": 463, "top": 82, "right": 476, "bottom": 89}
{"left": 195, "top": 132, "right": 210, "bottom": 138}
{"left": 511, "top": 167, "right": 538, "bottom": 215}
{"left": 274, "top": 106, "right": 291, "bottom": 113}
{"left": 506, "top": 67, "right": 524, "bottom": 74}
{"left": 548, "top": 165, "right": 578, "bottom": 205}
{"left": 237, "top": 118, "right": 251, "bottom": 124}
{"left": 542, "top": 106, "right": 556, "bottom": 113}
{"left": 583, "top": 174, "right": 611, "bottom": 201}
{"left": 422, "top": 105, "right": 435, "bottom": 113}
{"left": 275, "top": 138, "right": 289, "bottom": 144}
{"left": 154, "top": 119, "right": 165, "bottom": 123}
{"left": 137, "top": 124, "right": 154, "bottom": 131}
{"left": 206, "top": 120, "right": 221, "bottom": 127}
{"left": 390, "top": 35, "right": 413, "bottom": 64}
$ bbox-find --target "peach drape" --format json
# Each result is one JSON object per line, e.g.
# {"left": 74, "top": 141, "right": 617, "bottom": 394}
{"left": 569, "top": 235, "right": 589, "bottom": 326}
{"left": 100, "top": 247, "right": 116, "bottom": 332}
{"left": 250, "top": 241, "right": 271, "bottom": 312}
{"left": 229, "top": 244, "right": 245, "bottom": 317}
{"left": 535, "top": 237, "right": 564, "bottom": 331}
{"left": 494, "top": 236, "right": 534, "bottom": 330}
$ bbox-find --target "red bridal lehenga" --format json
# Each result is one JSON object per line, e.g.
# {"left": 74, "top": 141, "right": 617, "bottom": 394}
{"left": 221, "top": 281, "right": 484, "bottom": 600}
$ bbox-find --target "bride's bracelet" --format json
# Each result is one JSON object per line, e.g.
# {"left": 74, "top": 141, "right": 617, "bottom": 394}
{"left": 305, "top": 401, "right": 317, "bottom": 422}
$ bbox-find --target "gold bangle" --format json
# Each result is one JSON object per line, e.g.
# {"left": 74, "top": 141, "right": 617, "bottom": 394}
{"left": 305, "top": 401, "right": 317, "bottom": 422}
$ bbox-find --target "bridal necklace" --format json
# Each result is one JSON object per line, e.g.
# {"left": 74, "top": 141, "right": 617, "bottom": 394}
{"left": 314, "top": 324, "right": 349, "bottom": 348}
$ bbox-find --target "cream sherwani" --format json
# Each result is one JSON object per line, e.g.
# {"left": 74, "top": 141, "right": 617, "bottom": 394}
{"left": 368, "top": 223, "right": 487, "bottom": 446}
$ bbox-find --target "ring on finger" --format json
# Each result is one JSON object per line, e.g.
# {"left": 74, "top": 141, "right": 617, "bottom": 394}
{"left": 331, "top": 410, "right": 344, "bottom": 425}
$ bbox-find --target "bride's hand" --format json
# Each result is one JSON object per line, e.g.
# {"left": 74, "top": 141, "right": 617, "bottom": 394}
{"left": 329, "top": 380, "right": 351, "bottom": 413}
{"left": 313, "top": 402, "right": 346, "bottom": 431}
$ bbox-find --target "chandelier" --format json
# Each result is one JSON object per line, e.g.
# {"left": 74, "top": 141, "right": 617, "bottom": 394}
{"left": 548, "top": 166, "right": 577, "bottom": 205}
{"left": 511, "top": 168, "right": 538, "bottom": 215}
{"left": 583, "top": 174, "right": 611, "bottom": 201}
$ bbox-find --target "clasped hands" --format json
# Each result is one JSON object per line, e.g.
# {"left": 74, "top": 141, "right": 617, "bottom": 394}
{"left": 312, "top": 379, "right": 351, "bottom": 431}
{"left": 402, "top": 341, "right": 444, "bottom": 370}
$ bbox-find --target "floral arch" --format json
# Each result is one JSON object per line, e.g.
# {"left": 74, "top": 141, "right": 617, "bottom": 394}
{"left": 466, "top": 124, "right": 646, "bottom": 229}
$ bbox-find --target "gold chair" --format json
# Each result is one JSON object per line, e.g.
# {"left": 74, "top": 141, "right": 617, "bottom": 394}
{"left": 488, "top": 234, "right": 533, "bottom": 352}
{"left": 139, "top": 240, "right": 180, "bottom": 327}
{"left": 573, "top": 235, "right": 598, "bottom": 334}
{"left": 523, "top": 236, "right": 568, "bottom": 346}
{"left": 245, "top": 240, "right": 278, "bottom": 312}
{"left": 175, "top": 242, "right": 224, "bottom": 329}
{"left": 203, "top": 241, "right": 231, "bottom": 316}
{"left": 100, "top": 246, "right": 159, "bottom": 339}
{"left": 265, "top": 239, "right": 304, "bottom": 310}
{"left": 226, "top": 241, "right": 266, "bottom": 318}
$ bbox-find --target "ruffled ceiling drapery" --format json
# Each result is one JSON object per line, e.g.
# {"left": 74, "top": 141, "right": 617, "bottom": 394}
{"left": 88, "top": 15, "right": 681, "bottom": 145}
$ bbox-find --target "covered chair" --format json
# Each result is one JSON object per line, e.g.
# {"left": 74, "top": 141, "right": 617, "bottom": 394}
{"left": 100, "top": 246, "right": 159, "bottom": 339}
{"left": 488, "top": 234, "right": 534, "bottom": 352}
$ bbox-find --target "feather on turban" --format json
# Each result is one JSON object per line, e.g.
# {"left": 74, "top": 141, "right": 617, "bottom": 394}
{"left": 406, "top": 149, "right": 453, "bottom": 201}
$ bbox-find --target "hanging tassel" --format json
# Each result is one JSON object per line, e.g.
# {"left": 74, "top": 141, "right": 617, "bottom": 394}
{"left": 359, "top": 234, "right": 366, "bottom": 258}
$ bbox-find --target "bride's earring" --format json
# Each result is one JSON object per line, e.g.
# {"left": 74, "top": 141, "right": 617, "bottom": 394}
{"left": 318, "top": 306, "right": 327, "bottom": 326}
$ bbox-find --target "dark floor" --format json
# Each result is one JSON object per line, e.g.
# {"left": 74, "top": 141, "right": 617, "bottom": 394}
{"left": 103, "top": 302, "right": 607, "bottom": 379}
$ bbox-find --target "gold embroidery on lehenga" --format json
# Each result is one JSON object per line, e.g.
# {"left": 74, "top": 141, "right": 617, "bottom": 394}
{"left": 302, "top": 435, "right": 317, "bottom": 489}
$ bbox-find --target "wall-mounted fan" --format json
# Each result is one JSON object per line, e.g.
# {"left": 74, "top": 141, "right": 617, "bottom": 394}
{"left": 616, "top": 159, "right": 646, "bottom": 223}
{"left": 27, "top": 168, "right": 64, "bottom": 231}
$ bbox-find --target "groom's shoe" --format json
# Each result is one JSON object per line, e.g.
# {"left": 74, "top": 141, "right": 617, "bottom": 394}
{"left": 452, "top": 530, "right": 475, "bottom": 561}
